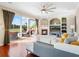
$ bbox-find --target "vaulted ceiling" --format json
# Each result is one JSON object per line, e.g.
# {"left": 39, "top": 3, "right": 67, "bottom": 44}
{"left": 0, "top": 2, "right": 79, "bottom": 19}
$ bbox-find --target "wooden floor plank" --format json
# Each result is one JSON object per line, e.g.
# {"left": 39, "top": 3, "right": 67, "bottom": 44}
{"left": 0, "top": 45, "right": 38, "bottom": 57}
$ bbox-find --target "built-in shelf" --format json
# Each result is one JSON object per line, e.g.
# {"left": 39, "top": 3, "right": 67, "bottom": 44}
{"left": 49, "top": 18, "right": 61, "bottom": 37}
{"left": 49, "top": 17, "right": 67, "bottom": 36}
{"left": 50, "top": 24, "right": 61, "bottom": 26}
{"left": 61, "top": 18, "right": 67, "bottom": 34}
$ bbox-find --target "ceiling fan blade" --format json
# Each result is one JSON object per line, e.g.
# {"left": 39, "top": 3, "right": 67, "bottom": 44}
{"left": 47, "top": 7, "right": 56, "bottom": 10}
{"left": 47, "top": 10, "right": 54, "bottom": 12}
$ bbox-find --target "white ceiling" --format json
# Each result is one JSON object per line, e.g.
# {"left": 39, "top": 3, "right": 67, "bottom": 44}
{"left": 0, "top": 2, "right": 79, "bottom": 19}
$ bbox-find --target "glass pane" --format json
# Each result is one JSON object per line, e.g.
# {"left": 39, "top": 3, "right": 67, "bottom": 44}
{"left": 9, "top": 16, "right": 21, "bottom": 41}
{"left": 29, "top": 19, "right": 37, "bottom": 35}
{"left": 22, "top": 17, "right": 27, "bottom": 35}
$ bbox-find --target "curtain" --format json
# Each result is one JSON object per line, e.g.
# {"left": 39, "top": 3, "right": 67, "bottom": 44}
{"left": 3, "top": 10, "right": 15, "bottom": 45}
{"left": 36, "top": 19, "right": 39, "bottom": 34}
{"left": 75, "top": 16, "right": 77, "bottom": 32}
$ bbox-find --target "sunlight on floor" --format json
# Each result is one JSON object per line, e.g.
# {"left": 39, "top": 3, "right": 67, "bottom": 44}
{"left": 9, "top": 37, "right": 37, "bottom": 57}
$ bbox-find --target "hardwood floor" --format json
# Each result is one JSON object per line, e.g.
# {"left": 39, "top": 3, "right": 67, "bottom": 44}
{"left": 0, "top": 45, "right": 38, "bottom": 57}
{"left": 0, "top": 45, "right": 9, "bottom": 57}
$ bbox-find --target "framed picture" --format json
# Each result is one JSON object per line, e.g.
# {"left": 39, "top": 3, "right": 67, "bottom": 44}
{"left": 41, "top": 29, "right": 48, "bottom": 35}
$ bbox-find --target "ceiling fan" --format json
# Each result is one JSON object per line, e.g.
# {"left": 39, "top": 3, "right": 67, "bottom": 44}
{"left": 41, "top": 3, "right": 56, "bottom": 14}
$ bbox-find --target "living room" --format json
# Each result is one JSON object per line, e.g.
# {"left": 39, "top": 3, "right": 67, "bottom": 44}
{"left": 0, "top": 2, "right": 79, "bottom": 57}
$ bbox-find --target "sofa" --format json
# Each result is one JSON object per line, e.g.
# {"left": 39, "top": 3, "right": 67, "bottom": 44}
{"left": 26, "top": 35, "right": 79, "bottom": 57}
{"left": 33, "top": 41, "right": 79, "bottom": 57}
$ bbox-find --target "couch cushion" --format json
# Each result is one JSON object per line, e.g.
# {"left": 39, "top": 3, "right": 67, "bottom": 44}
{"left": 64, "top": 36, "right": 78, "bottom": 44}
{"left": 38, "top": 35, "right": 57, "bottom": 44}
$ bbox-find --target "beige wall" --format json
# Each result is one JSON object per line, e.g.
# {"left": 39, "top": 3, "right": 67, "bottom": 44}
{"left": 0, "top": 8, "right": 4, "bottom": 46}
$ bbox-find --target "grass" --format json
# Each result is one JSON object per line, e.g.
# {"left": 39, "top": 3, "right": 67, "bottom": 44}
{"left": 9, "top": 26, "right": 36, "bottom": 32}
{"left": 9, "top": 28, "right": 20, "bottom": 32}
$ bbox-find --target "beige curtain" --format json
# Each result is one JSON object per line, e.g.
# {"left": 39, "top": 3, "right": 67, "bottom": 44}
{"left": 3, "top": 10, "right": 15, "bottom": 45}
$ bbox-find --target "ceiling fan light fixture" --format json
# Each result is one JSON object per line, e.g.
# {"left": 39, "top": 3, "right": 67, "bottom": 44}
{"left": 41, "top": 9, "right": 46, "bottom": 13}
{"left": 41, "top": 4, "right": 56, "bottom": 14}
{"left": 42, "top": 10, "right": 46, "bottom": 13}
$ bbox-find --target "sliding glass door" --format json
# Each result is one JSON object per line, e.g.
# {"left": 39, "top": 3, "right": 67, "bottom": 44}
{"left": 9, "top": 15, "right": 37, "bottom": 41}
{"left": 9, "top": 16, "right": 21, "bottom": 41}
{"left": 21, "top": 18, "right": 37, "bottom": 37}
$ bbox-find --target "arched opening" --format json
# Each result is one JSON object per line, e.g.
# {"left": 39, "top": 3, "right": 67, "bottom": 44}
{"left": 50, "top": 18, "right": 60, "bottom": 25}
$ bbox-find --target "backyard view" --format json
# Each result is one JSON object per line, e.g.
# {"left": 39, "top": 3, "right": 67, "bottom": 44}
{"left": 9, "top": 16, "right": 21, "bottom": 32}
{"left": 9, "top": 16, "right": 37, "bottom": 41}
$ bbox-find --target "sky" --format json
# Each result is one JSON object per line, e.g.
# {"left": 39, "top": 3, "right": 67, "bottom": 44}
{"left": 12, "top": 16, "right": 21, "bottom": 25}
{"left": 12, "top": 16, "right": 27, "bottom": 25}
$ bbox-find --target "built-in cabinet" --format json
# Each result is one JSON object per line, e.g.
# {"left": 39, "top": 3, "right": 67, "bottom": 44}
{"left": 39, "top": 16, "right": 75, "bottom": 36}
{"left": 49, "top": 17, "right": 67, "bottom": 36}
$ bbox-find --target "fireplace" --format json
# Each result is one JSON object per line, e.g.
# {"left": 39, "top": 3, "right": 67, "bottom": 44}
{"left": 41, "top": 29, "right": 48, "bottom": 35}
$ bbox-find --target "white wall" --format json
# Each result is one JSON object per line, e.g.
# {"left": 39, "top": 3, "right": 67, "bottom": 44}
{"left": 67, "top": 15, "right": 75, "bottom": 33}
{"left": 0, "top": 8, "right": 4, "bottom": 46}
